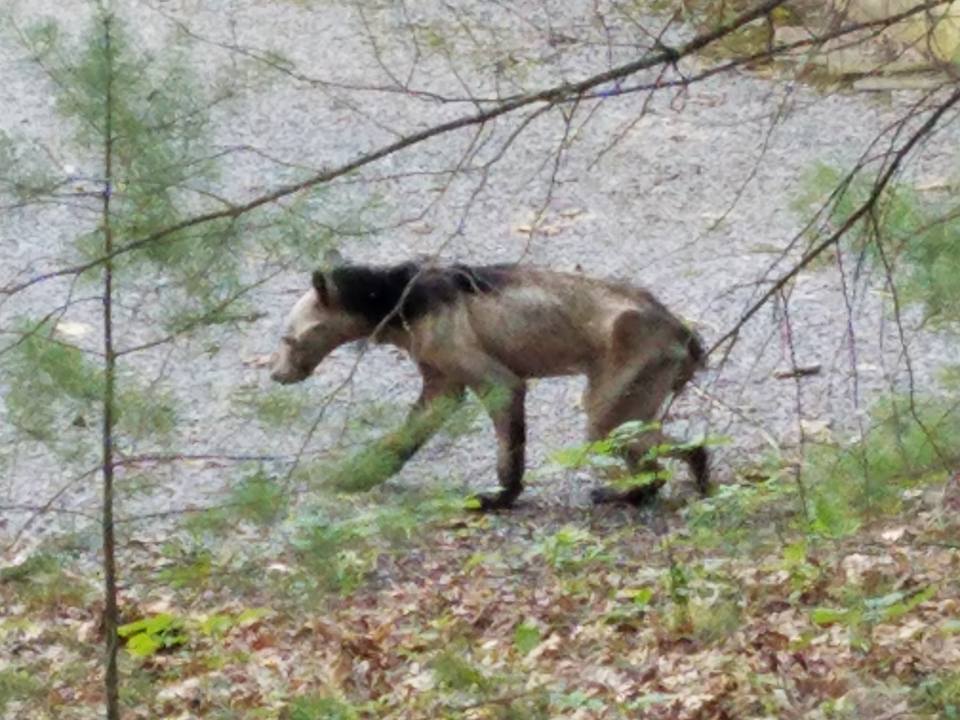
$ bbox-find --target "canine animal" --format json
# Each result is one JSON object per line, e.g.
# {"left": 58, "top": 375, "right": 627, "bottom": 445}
{"left": 269, "top": 258, "right": 708, "bottom": 510}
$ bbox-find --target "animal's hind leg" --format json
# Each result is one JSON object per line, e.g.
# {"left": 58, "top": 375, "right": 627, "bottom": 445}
{"left": 685, "top": 444, "right": 710, "bottom": 496}
{"left": 585, "top": 368, "right": 668, "bottom": 506}
{"left": 586, "top": 362, "right": 708, "bottom": 506}
{"left": 615, "top": 429, "right": 710, "bottom": 502}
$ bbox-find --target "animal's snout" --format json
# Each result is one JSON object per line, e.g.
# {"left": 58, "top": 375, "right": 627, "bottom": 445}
{"left": 267, "top": 352, "right": 286, "bottom": 383}
{"left": 269, "top": 368, "right": 295, "bottom": 384}
{"left": 268, "top": 352, "right": 310, "bottom": 384}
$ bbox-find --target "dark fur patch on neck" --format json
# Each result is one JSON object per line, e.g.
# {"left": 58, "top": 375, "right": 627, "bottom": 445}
{"left": 329, "top": 262, "right": 513, "bottom": 329}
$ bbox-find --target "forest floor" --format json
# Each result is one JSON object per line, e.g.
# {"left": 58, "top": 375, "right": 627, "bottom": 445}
{"left": 3, "top": 469, "right": 959, "bottom": 719}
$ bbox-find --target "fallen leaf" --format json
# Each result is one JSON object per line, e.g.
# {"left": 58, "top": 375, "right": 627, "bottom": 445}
{"left": 54, "top": 321, "right": 92, "bottom": 339}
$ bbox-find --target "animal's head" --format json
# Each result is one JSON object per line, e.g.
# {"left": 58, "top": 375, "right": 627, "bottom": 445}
{"left": 269, "top": 268, "right": 370, "bottom": 384}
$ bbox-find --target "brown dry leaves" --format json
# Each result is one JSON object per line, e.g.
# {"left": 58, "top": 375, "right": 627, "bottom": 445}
{"left": 1, "top": 498, "right": 959, "bottom": 719}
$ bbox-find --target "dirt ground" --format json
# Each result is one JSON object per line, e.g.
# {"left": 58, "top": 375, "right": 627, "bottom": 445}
{"left": 1, "top": 0, "right": 956, "bottom": 549}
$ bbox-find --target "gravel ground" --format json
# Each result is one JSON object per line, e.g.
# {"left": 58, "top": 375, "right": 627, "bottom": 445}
{"left": 1, "top": 0, "right": 957, "bottom": 550}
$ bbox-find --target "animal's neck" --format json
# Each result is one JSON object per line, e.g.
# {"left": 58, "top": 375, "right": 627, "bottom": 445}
{"left": 331, "top": 264, "right": 419, "bottom": 329}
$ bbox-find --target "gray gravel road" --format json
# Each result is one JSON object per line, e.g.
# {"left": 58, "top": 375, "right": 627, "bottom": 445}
{"left": 1, "top": 1, "right": 956, "bottom": 550}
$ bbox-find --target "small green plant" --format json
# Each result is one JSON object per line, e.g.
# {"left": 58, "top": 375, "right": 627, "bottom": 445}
{"left": 552, "top": 420, "right": 660, "bottom": 471}
{"left": 0, "top": 551, "right": 60, "bottom": 583}
{"left": 116, "top": 607, "right": 267, "bottom": 660}
{"left": 513, "top": 620, "right": 542, "bottom": 656}
{"left": 198, "top": 613, "right": 236, "bottom": 639}
{"left": 554, "top": 421, "right": 724, "bottom": 497}
{"left": 810, "top": 585, "right": 936, "bottom": 652}
{"left": 229, "top": 470, "right": 288, "bottom": 525}
{"left": 293, "top": 514, "right": 376, "bottom": 594}
{"left": 912, "top": 671, "right": 960, "bottom": 719}
{"left": 602, "top": 586, "right": 655, "bottom": 627}
{"left": 690, "top": 598, "right": 742, "bottom": 644}
{"left": 118, "top": 613, "right": 188, "bottom": 657}
{"left": 432, "top": 649, "right": 491, "bottom": 692}
{"left": 805, "top": 396, "right": 960, "bottom": 537}
{"left": 664, "top": 559, "right": 692, "bottom": 633}
{"left": 183, "top": 506, "right": 233, "bottom": 537}
{"left": 780, "top": 540, "right": 823, "bottom": 600}
{"left": 289, "top": 492, "right": 459, "bottom": 596}
{"left": 288, "top": 694, "right": 360, "bottom": 720}
{"left": 534, "top": 525, "right": 607, "bottom": 572}
{"left": 552, "top": 690, "right": 606, "bottom": 713}
{"left": 690, "top": 391, "right": 960, "bottom": 549}
{"left": 0, "top": 670, "right": 43, "bottom": 714}
{"left": 158, "top": 549, "right": 213, "bottom": 590}
{"left": 0, "top": 551, "right": 92, "bottom": 610}
{"left": 686, "top": 469, "right": 798, "bottom": 550}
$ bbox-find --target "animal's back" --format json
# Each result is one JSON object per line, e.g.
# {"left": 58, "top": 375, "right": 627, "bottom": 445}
{"left": 460, "top": 267, "right": 696, "bottom": 379}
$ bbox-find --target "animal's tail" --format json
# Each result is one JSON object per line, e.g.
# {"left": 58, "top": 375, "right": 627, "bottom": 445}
{"left": 687, "top": 328, "right": 706, "bottom": 368}
{"left": 672, "top": 326, "right": 706, "bottom": 393}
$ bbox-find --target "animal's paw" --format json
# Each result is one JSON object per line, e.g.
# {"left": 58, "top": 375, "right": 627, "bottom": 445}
{"left": 590, "top": 487, "right": 622, "bottom": 505}
{"left": 591, "top": 483, "right": 662, "bottom": 506}
{"left": 466, "top": 492, "right": 515, "bottom": 512}
{"left": 622, "top": 484, "right": 663, "bottom": 506}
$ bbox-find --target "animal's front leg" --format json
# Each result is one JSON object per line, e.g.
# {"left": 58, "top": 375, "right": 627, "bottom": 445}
{"left": 331, "top": 365, "right": 463, "bottom": 492}
{"left": 472, "top": 383, "right": 527, "bottom": 511}
{"left": 385, "top": 367, "right": 465, "bottom": 468}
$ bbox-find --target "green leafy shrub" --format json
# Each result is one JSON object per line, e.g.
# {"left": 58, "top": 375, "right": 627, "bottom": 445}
{"left": 0, "top": 550, "right": 93, "bottom": 610}
{"left": 913, "top": 671, "right": 960, "bottom": 719}
{"left": 811, "top": 586, "right": 936, "bottom": 652}
{"left": 118, "top": 613, "right": 188, "bottom": 657}
{"left": 794, "top": 160, "right": 960, "bottom": 328}
{"left": 432, "top": 649, "right": 491, "bottom": 692}
{"left": 229, "top": 470, "right": 288, "bottom": 526}
{"left": 805, "top": 396, "right": 960, "bottom": 537}
{"left": 513, "top": 620, "right": 541, "bottom": 656}
{"left": 0, "top": 670, "right": 43, "bottom": 713}
{"left": 535, "top": 525, "right": 608, "bottom": 572}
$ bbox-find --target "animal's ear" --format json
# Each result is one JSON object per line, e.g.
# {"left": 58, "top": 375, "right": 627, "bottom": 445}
{"left": 323, "top": 248, "right": 345, "bottom": 268}
{"left": 312, "top": 270, "right": 330, "bottom": 306}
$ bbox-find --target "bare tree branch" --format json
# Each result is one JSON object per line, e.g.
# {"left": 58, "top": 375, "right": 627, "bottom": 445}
{"left": 709, "top": 85, "right": 960, "bottom": 356}
{"left": 2, "top": 0, "right": 791, "bottom": 297}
